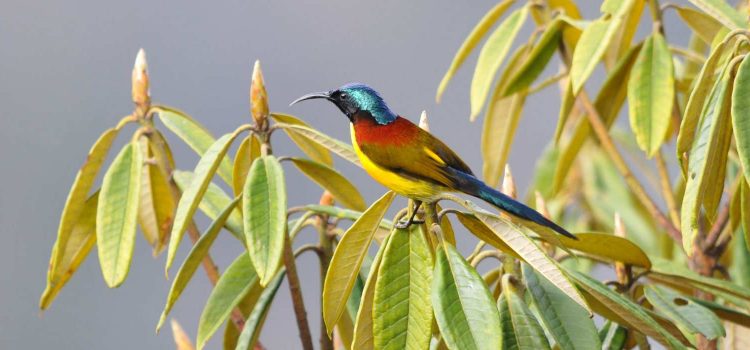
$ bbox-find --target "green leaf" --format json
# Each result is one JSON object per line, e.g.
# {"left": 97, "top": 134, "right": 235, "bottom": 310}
{"left": 289, "top": 157, "right": 366, "bottom": 211}
{"left": 674, "top": 5, "right": 725, "bottom": 44}
{"left": 323, "top": 192, "right": 395, "bottom": 334}
{"left": 689, "top": 296, "right": 750, "bottom": 327}
{"left": 373, "top": 227, "right": 432, "bottom": 350}
{"left": 167, "top": 132, "right": 242, "bottom": 274}
{"left": 644, "top": 285, "right": 725, "bottom": 340}
{"left": 555, "top": 80, "right": 575, "bottom": 145}
{"left": 40, "top": 192, "right": 98, "bottom": 310}
{"left": 156, "top": 196, "right": 241, "bottom": 332}
{"left": 274, "top": 122, "right": 361, "bottom": 166}
{"left": 234, "top": 270, "right": 285, "bottom": 350}
{"left": 628, "top": 32, "right": 674, "bottom": 156}
{"left": 681, "top": 58, "right": 735, "bottom": 254}
{"left": 743, "top": 180, "right": 750, "bottom": 252}
{"left": 570, "top": 18, "right": 621, "bottom": 93}
{"left": 242, "top": 155, "right": 287, "bottom": 286}
{"left": 677, "top": 39, "right": 728, "bottom": 174}
{"left": 96, "top": 141, "right": 142, "bottom": 287}
{"left": 436, "top": 0, "right": 516, "bottom": 102}
{"left": 553, "top": 43, "right": 642, "bottom": 194}
{"left": 433, "top": 242, "right": 502, "bottom": 350}
{"left": 522, "top": 264, "right": 600, "bottom": 350}
{"left": 649, "top": 256, "right": 750, "bottom": 301}
{"left": 173, "top": 170, "right": 244, "bottom": 241}
{"left": 569, "top": 271, "right": 685, "bottom": 349}
{"left": 468, "top": 208, "right": 589, "bottom": 313}
{"left": 502, "top": 19, "right": 564, "bottom": 96}
{"left": 599, "top": 321, "right": 628, "bottom": 349}
{"left": 155, "top": 105, "right": 233, "bottom": 184}
{"left": 481, "top": 93, "right": 527, "bottom": 188}
{"left": 686, "top": 0, "right": 747, "bottom": 29}
{"left": 270, "top": 113, "right": 333, "bottom": 166}
{"left": 732, "top": 56, "right": 750, "bottom": 183}
{"left": 232, "top": 135, "right": 261, "bottom": 197}
{"left": 351, "top": 232, "right": 391, "bottom": 350}
{"left": 498, "top": 275, "right": 550, "bottom": 350}
{"left": 470, "top": 6, "right": 528, "bottom": 118}
{"left": 196, "top": 253, "right": 258, "bottom": 350}
{"left": 50, "top": 127, "right": 118, "bottom": 291}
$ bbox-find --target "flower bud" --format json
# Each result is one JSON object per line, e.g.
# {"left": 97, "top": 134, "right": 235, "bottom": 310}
{"left": 418, "top": 110, "right": 430, "bottom": 131}
{"left": 501, "top": 164, "right": 516, "bottom": 199}
{"left": 131, "top": 48, "right": 150, "bottom": 110}
{"left": 250, "top": 60, "right": 269, "bottom": 129}
{"left": 319, "top": 191, "right": 335, "bottom": 206}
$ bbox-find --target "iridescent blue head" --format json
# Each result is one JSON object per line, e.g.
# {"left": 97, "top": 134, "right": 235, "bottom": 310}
{"left": 291, "top": 83, "right": 397, "bottom": 125}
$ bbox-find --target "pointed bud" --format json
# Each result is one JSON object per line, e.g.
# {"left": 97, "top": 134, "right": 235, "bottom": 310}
{"left": 170, "top": 319, "right": 195, "bottom": 350}
{"left": 418, "top": 110, "right": 430, "bottom": 131}
{"left": 534, "top": 191, "right": 551, "bottom": 219}
{"left": 131, "top": 49, "right": 151, "bottom": 111}
{"left": 319, "top": 191, "right": 335, "bottom": 206}
{"left": 250, "top": 60, "right": 269, "bottom": 130}
{"left": 614, "top": 213, "right": 626, "bottom": 238}
{"left": 502, "top": 164, "right": 517, "bottom": 199}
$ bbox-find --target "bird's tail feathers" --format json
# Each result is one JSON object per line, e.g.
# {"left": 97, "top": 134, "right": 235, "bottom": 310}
{"left": 448, "top": 169, "right": 576, "bottom": 239}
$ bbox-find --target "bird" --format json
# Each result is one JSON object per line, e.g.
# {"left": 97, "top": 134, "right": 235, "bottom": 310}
{"left": 291, "top": 83, "right": 575, "bottom": 239}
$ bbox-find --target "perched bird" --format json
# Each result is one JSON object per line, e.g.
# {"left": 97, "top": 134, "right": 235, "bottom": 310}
{"left": 291, "top": 83, "right": 574, "bottom": 238}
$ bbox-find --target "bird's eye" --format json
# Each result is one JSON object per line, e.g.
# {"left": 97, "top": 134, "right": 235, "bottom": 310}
{"left": 339, "top": 93, "right": 348, "bottom": 100}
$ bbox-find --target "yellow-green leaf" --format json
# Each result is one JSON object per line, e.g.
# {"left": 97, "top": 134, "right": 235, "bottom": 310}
{"left": 481, "top": 93, "right": 527, "bottom": 188}
{"left": 234, "top": 270, "right": 285, "bottom": 350}
{"left": 274, "top": 122, "right": 361, "bottom": 166}
{"left": 502, "top": 19, "right": 565, "bottom": 96}
{"left": 686, "top": 0, "right": 747, "bottom": 30}
{"left": 136, "top": 136, "right": 175, "bottom": 255}
{"left": 40, "top": 192, "right": 98, "bottom": 310}
{"left": 323, "top": 192, "right": 395, "bottom": 334}
{"left": 522, "top": 264, "right": 600, "bottom": 350}
{"left": 270, "top": 113, "right": 333, "bottom": 166}
{"left": 166, "top": 133, "right": 241, "bottom": 274}
{"left": 454, "top": 212, "right": 516, "bottom": 256}
{"left": 570, "top": 18, "right": 621, "bottom": 93}
{"left": 243, "top": 155, "right": 287, "bottom": 286}
{"left": 351, "top": 232, "right": 391, "bottom": 350}
{"left": 290, "top": 157, "right": 366, "bottom": 211}
{"left": 96, "top": 141, "right": 142, "bottom": 287}
{"left": 675, "top": 5, "right": 725, "bottom": 44}
{"left": 677, "top": 39, "right": 728, "bottom": 174}
{"left": 555, "top": 80, "right": 575, "bottom": 144}
{"left": 628, "top": 32, "right": 674, "bottom": 156}
{"left": 681, "top": 59, "right": 735, "bottom": 254}
{"left": 470, "top": 6, "right": 528, "bottom": 119}
{"left": 644, "top": 285, "right": 725, "bottom": 340}
{"left": 155, "top": 105, "right": 234, "bottom": 185}
{"left": 743, "top": 180, "right": 750, "bottom": 252}
{"left": 433, "top": 242, "right": 502, "bottom": 350}
{"left": 436, "top": 0, "right": 516, "bottom": 102}
{"left": 51, "top": 127, "right": 118, "bottom": 287}
{"left": 470, "top": 208, "right": 590, "bottom": 313}
{"left": 732, "top": 56, "right": 750, "bottom": 183}
{"left": 373, "top": 227, "right": 432, "bottom": 350}
{"left": 173, "top": 171, "right": 243, "bottom": 241}
{"left": 196, "top": 253, "right": 258, "bottom": 350}
{"left": 498, "top": 275, "right": 551, "bottom": 350}
{"left": 569, "top": 271, "right": 686, "bottom": 349}
{"left": 232, "top": 135, "right": 261, "bottom": 197}
{"left": 559, "top": 232, "right": 651, "bottom": 268}
{"left": 156, "top": 196, "right": 241, "bottom": 332}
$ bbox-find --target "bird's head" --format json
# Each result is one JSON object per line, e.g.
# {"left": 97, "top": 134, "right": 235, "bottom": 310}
{"left": 291, "top": 83, "right": 397, "bottom": 124}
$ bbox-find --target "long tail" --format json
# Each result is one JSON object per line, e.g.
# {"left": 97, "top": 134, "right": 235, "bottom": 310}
{"left": 448, "top": 168, "right": 576, "bottom": 239}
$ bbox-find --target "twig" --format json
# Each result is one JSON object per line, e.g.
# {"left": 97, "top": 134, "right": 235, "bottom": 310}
{"left": 655, "top": 151, "right": 680, "bottom": 228}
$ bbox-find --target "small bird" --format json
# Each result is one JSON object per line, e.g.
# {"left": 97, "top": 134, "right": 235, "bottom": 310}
{"left": 291, "top": 83, "right": 574, "bottom": 238}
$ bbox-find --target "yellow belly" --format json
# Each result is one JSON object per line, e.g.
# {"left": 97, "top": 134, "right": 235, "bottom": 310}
{"left": 350, "top": 125, "right": 441, "bottom": 201}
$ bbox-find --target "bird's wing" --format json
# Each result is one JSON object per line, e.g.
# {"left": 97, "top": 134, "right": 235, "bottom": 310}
{"left": 357, "top": 118, "right": 474, "bottom": 188}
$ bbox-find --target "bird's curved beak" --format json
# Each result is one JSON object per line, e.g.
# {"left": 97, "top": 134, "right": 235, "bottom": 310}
{"left": 289, "top": 91, "right": 331, "bottom": 106}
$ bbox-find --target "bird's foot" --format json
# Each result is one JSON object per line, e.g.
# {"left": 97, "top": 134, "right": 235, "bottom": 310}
{"left": 394, "top": 218, "right": 425, "bottom": 229}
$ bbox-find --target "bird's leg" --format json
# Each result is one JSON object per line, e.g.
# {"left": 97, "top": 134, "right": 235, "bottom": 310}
{"left": 396, "top": 200, "right": 424, "bottom": 229}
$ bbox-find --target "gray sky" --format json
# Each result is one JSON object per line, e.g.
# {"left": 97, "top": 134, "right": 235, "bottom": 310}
{"left": 1, "top": 1, "right": 689, "bottom": 349}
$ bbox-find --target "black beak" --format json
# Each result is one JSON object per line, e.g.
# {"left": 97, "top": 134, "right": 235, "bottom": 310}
{"left": 289, "top": 91, "right": 331, "bottom": 106}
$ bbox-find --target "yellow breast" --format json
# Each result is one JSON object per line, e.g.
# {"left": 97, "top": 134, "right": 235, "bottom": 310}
{"left": 350, "top": 124, "right": 440, "bottom": 201}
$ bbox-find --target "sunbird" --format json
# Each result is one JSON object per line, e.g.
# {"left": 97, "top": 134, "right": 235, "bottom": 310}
{"left": 291, "top": 83, "right": 574, "bottom": 238}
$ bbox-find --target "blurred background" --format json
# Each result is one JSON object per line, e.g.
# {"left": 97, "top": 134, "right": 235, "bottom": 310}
{"left": 0, "top": 1, "right": 689, "bottom": 348}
